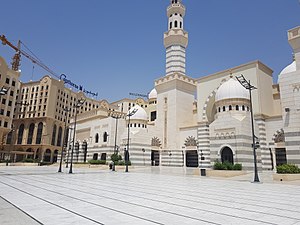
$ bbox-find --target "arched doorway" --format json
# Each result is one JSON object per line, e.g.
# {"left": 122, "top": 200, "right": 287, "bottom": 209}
{"left": 151, "top": 150, "right": 159, "bottom": 166}
{"left": 221, "top": 147, "right": 234, "bottom": 164}
{"left": 53, "top": 150, "right": 59, "bottom": 163}
{"left": 186, "top": 150, "right": 198, "bottom": 167}
{"left": 44, "top": 149, "right": 51, "bottom": 162}
{"left": 26, "top": 148, "right": 34, "bottom": 159}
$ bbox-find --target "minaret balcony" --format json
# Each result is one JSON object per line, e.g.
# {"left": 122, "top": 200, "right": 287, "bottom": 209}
{"left": 164, "top": 29, "right": 188, "bottom": 48}
{"left": 167, "top": 4, "right": 185, "bottom": 17}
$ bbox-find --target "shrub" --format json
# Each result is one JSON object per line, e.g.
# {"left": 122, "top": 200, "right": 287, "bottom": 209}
{"left": 116, "top": 160, "right": 131, "bottom": 166}
{"left": 111, "top": 153, "right": 122, "bottom": 163}
{"left": 213, "top": 160, "right": 242, "bottom": 170}
{"left": 22, "top": 158, "right": 36, "bottom": 163}
{"left": 233, "top": 163, "right": 242, "bottom": 170}
{"left": 88, "top": 159, "right": 106, "bottom": 165}
{"left": 277, "top": 164, "right": 300, "bottom": 174}
{"left": 214, "top": 161, "right": 226, "bottom": 170}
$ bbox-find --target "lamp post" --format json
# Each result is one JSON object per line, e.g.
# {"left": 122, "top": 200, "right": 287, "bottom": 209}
{"left": 125, "top": 108, "right": 138, "bottom": 172}
{"left": 69, "top": 98, "right": 86, "bottom": 174}
{"left": 111, "top": 113, "right": 122, "bottom": 155}
{"left": 65, "top": 128, "right": 73, "bottom": 168}
{"left": 58, "top": 107, "right": 71, "bottom": 173}
{"left": 236, "top": 74, "right": 260, "bottom": 183}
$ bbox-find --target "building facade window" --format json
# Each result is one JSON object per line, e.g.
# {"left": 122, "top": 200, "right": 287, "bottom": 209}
{"left": 27, "top": 123, "right": 35, "bottom": 144}
{"left": 17, "top": 124, "right": 25, "bottom": 144}
{"left": 51, "top": 124, "right": 57, "bottom": 146}
{"left": 36, "top": 122, "right": 43, "bottom": 144}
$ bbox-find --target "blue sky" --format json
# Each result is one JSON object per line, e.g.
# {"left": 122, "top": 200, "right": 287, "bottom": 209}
{"left": 1, "top": 0, "right": 300, "bottom": 102}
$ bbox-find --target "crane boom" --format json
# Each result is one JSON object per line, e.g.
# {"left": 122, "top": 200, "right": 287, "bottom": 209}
{"left": 0, "top": 34, "right": 59, "bottom": 78}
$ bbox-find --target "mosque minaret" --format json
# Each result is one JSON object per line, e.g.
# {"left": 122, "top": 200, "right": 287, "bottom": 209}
{"left": 164, "top": 0, "right": 188, "bottom": 75}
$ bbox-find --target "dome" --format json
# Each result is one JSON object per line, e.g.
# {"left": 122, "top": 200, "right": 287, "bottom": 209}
{"left": 148, "top": 88, "right": 157, "bottom": 99}
{"left": 279, "top": 61, "right": 296, "bottom": 75}
{"left": 127, "top": 105, "right": 148, "bottom": 121}
{"left": 215, "top": 78, "right": 249, "bottom": 102}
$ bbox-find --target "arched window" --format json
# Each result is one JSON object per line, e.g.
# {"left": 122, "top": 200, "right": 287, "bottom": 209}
{"left": 229, "top": 105, "right": 232, "bottom": 111}
{"left": 51, "top": 124, "right": 57, "bottom": 146}
{"left": 103, "top": 132, "right": 108, "bottom": 142}
{"left": 222, "top": 106, "right": 226, "bottom": 112}
{"left": 56, "top": 126, "right": 63, "bottom": 146}
{"left": 27, "top": 123, "right": 35, "bottom": 144}
{"left": 180, "top": 21, "right": 182, "bottom": 28}
{"left": 218, "top": 107, "right": 221, "bottom": 113}
{"left": 95, "top": 133, "right": 99, "bottom": 143}
{"left": 17, "top": 124, "right": 24, "bottom": 144}
{"left": 242, "top": 105, "right": 245, "bottom": 111}
{"left": 169, "top": 22, "right": 172, "bottom": 29}
{"left": 6, "top": 131, "right": 13, "bottom": 144}
{"left": 247, "top": 106, "right": 250, "bottom": 111}
{"left": 174, "top": 20, "right": 178, "bottom": 28}
{"left": 36, "top": 122, "right": 43, "bottom": 144}
{"left": 236, "top": 105, "right": 239, "bottom": 111}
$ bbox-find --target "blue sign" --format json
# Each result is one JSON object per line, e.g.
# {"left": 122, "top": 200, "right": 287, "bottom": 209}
{"left": 60, "top": 74, "right": 98, "bottom": 97}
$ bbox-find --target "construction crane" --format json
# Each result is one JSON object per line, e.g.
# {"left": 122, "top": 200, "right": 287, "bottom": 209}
{"left": 0, "top": 35, "right": 59, "bottom": 79}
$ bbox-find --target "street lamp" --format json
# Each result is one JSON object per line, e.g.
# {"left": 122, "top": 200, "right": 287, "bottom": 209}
{"left": 58, "top": 107, "right": 71, "bottom": 173}
{"left": 236, "top": 74, "right": 260, "bottom": 183}
{"left": 125, "top": 108, "right": 138, "bottom": 172}
{"left": 65, "top": 128, "right": 73, "bottom": 168}
{"left": 69, "top": 98, "right": 86, "bottom": 174}
{"left": 111, "top": 113, "right": 122, "bottom": 155}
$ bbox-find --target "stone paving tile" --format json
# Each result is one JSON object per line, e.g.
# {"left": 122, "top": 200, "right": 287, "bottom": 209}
{"left": 0, "top": 166, "right": 300, "bottom": 225}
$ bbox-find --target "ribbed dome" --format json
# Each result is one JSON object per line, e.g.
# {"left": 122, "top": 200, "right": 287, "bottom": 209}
{"left": 279, "top": 61, "right": 296, "bottom": 75}
{"left": 148, "top": 88, "right": 157, "bottom": 99}
{"left": 127, "top": 105, "right": 148, "bottom": 121}
{"left": 215, "top": 78, "right": 249, "bottom": 102}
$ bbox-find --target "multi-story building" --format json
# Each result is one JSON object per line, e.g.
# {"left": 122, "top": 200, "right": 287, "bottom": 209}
{"left": 2, "top": 73, "right": 112, "bottom": 163}
{"left": 0, "top": 57, "right": 21, "bottom": 162}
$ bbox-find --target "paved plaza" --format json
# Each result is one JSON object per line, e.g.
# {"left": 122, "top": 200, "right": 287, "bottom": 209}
{"left": 0, "top": 166, "right": 300, "bottom": 225}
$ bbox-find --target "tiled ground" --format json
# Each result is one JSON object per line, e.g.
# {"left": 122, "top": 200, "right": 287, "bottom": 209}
{"left": 0, "top": 166, "right": 300, "bottom": 225}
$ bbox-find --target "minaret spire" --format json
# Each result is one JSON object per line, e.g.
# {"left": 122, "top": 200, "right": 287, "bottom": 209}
{"left": 164, "top": 0, "right": 188, "bottom": 75}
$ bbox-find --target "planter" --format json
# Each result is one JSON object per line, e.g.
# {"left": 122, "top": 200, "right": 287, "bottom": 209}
{"left": 206, "top": 170, "right": 246, "bottom": 177}
{"left": 9, "top": 163, "right": 39, "bottom": 166}
{"left": 273, "top": 173, "right": 300, "bottom": 181}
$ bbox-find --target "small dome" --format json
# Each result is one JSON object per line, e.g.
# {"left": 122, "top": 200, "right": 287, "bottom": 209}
{"left": 127, "top": 105, "right": 148, "bottom": 121}
{"left": 279, "top": 61, "right": 296, "bottom": 75}
{"left": 215, "top": 78, "right": 249, "bottom": 102}
{"left": 148, "top": 88, "right": 157, "bottom": 99}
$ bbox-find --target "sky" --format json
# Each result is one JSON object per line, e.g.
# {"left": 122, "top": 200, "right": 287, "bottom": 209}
{"left": 0, "top": 0, "right": 300, "bottom": 102}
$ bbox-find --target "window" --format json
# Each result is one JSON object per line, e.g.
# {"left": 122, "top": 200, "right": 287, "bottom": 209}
{"left": 17, "top": 124, "right": 24, "bottom": 144}
{"left": 95, "top": 133, "right": 99, "bottom": 143}
{"left": 242, "top": 105, "right": 245, "bottom": 111}
{"left": 223, "top": 106, "right": 226, "bottom": 112}
{"left": 4, "top": 121, "right": 8, "bottom": 127}
{"left": 35, "top": 123, "right": 43, "bottom": 144}
{"left": 236, "top": 105, "right": 239, "bottom": 111}
{"left": 218, "top": 107, "right": 221, "bottom": 113}
{"left": 27, "top": 123, "right": 35, "bottom": 144}
{"left": 12, "top": 80, "right": 15, "bottom": 86}
{"left": 175, "top": 20, "right": 178, "bottom": 28}
{"left": 6, "top": 131, "right": 13, "bottom": 144}
{"left": 5, "top": 78, "right": 9, "bottom": 84}
{"left": 56, "top": 127, "right": 63, "bottom": 146}
{"left": 6, "top": 111, "right": 10, "bottom": 117}
{"left": 51, "top": 125, "right": 57, "bottom": 145}
{"left": 103, "top": 132, "right": 108, "bottom": 142}
{"left": 180, "top": 21, "right": 182, "bottom": 28}
{"left": 151, "top": 111, "right": 157, "bottom": 121}
{"left": 10, "top": 91, "right": 14, "bottom": 96}
{"left": 229, "top": 105, "right": 232, "bottom": 111}
{"left": 170, "top": 22, "right": 172, "bottom": 29}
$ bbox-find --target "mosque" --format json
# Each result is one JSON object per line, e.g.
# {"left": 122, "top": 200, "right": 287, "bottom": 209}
{"left": 71, "top": 0, "right": 300, "bottom": 171}
{"left": 1, "top": 0, "right": 298, "bottom": 171}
